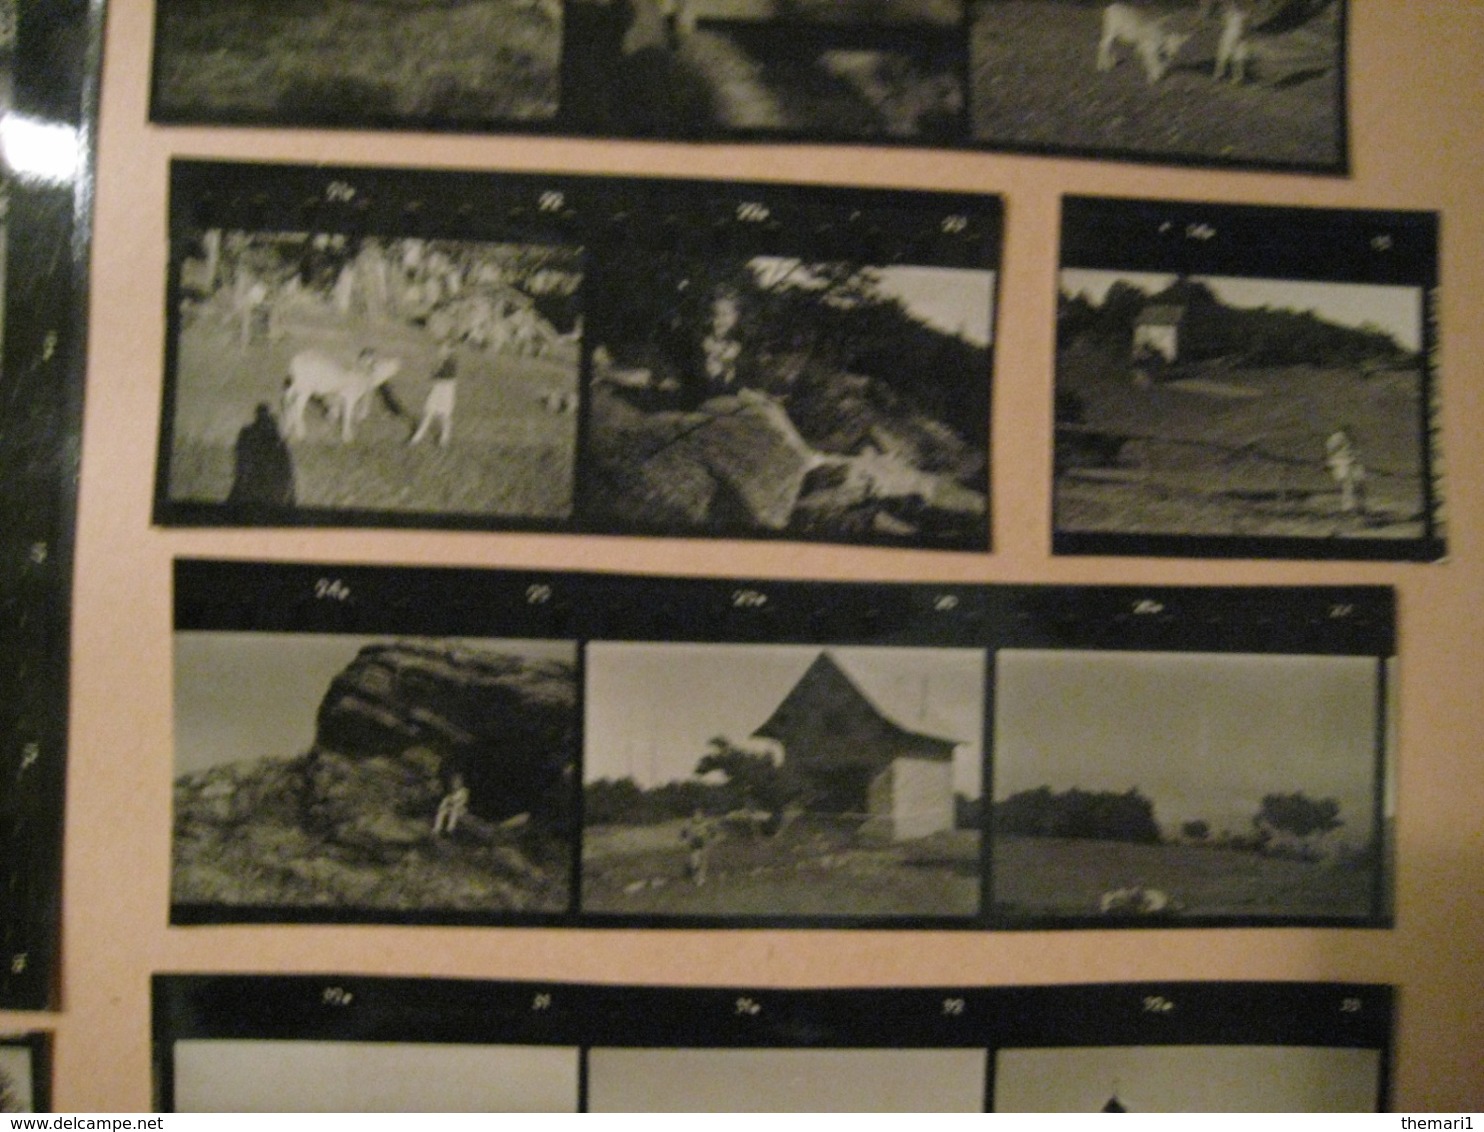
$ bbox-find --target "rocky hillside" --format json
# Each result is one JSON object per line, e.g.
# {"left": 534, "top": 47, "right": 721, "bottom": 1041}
{"left": 173, "top": 641, "right": 577, "bottom": 913}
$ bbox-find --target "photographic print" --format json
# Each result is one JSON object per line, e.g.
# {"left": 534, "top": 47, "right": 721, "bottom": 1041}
{"left": 968, "top": 0, "right": 1346, "bottom": 170}
{"left": 150, "top": 0, "right": 562, "bottom": 129}
{"left": 582, "top": 210, "right": 996, "bottom": 547}
{"left": 1055, "top": 197, "right": 1442, "bottom": 559}
{"left": 993, "top": 1044, "right": 1382, "bottom": 1111}
{"left": 581, "top": 642, "right": 986, "bottom": 921}
{"left": 171, "top": 1040, "right": 580, "bottom": 1112}
{"left": 172, "top": 633, "right": 579, "bottom": 921}
{"left": 161, "top": 228, "right": 582, "bottom": 525}
{"left": 587, "top": 1047, "right": 988, "bottom": 1111}
{"left": 563, "top": 0, "right": 966, "bottom": 141}
{"left": 990, "top": 650, "right": 1387, "bottom": 925}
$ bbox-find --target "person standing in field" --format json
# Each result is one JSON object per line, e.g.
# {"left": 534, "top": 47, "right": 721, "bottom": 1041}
{"left": 680, "top": 809, "right": 716, "bottom": 886}
{"left": 1325, "top": 426, "right": 1367, "bottom": 515}
{"left": 411, "top": 341, "right": 458, "bottom": 447}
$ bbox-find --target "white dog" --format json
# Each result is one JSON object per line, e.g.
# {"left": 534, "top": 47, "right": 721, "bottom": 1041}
{"left": 282, "top": 348, "right": 402, "bottom": 443}
{"left": 1098, "top": 3, "right": 1193, "bottom": 84}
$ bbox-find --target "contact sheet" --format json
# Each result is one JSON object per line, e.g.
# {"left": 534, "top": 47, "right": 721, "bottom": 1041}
{"left": 150, "top": 0, "right": 1350, "bottom": 173}
{"left": 156, "top": 160, "right": 1000, "bottom": 550}
{"left": 153, "top": 975, "right": 1394, "bottom": 1111}
{"left": 173, "top": 559, "right": 1395, "bottom": 930}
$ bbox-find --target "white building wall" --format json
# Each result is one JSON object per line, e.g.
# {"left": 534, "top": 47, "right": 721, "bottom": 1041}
{"left": 864, "top": 757, "right": 953, "bottom": 841}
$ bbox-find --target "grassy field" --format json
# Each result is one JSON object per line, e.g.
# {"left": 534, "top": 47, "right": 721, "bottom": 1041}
{"left": 1055, "top": 342, "right": 1427, "bottom": 539}
{"left": 153, "top": 0, "right": 560, "bottom": 126}
{"left": 165, "top": 303, "right": 578, "bottom": 520}
{"left": 969, "top": 0, "right": 1342, "bottom": 166}
{"left": 992, "top": 835, "right": 1376, "bottom": 921}
{"left": 582, "top": 816, "right": 982, "bottom": 918}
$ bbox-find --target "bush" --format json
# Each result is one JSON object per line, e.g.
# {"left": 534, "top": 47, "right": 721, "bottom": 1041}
{"left": 994, "top": 785, "right": 1161, "bottom": 844}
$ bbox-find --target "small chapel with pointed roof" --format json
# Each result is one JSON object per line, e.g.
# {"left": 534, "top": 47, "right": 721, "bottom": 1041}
{"left": 751, "top": 651, "right": 962, "bottom": 841}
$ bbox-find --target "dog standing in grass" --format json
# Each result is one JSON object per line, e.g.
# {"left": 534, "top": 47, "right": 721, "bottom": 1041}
{"left": 411, "top": 342, "right": 458, "bottom": 447}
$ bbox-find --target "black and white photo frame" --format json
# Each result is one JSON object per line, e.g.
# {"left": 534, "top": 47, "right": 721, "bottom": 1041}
{"left": 171, "top": 559, "right": 1395, "bottom": 930}
{"left": 153, "top": 976, "right": 1393, "bottom": 1112}
{"left": 149, "top": 1, "right": 1350, "bottom": 174}
{"left": 1055, "top": 195, "right": 1443, "bottom": 561}
{"left": 155, "top": 160, "right": 1000, "bottom": 551}
{"left": 0, "top": 1033, "right": 50, "bottom": 1113}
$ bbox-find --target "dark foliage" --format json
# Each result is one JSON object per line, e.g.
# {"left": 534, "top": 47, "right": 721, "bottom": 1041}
{"left": 954, "top": 792, "right": 983, "bottom": 831}
{"left": 1181, "top": 818, "right": 1211, "bottom": 842}
{"left": 1254, "top": 791, "right": 1344, "bottom": 839}
{"left": 1058, "top": 275, "right": 1414, "bottom": 369}
{"left": 583, "top": 775, "right": 718, "bottom": 826}
{"left": 589, "top": 253, "right": 989, "bottom": 457}
{"left": 993, "top": 785, "right": 1162, "bottom": 844}
{"left": 694, "top": 736, "right": 809, "bottom": 825}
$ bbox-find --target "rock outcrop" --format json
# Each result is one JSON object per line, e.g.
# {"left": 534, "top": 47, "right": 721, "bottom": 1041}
{"left": 171, "top": 641, "right": 578, "bottom": 913}
{"left": 308, "top": 641, "right": 577, "bottom": 834}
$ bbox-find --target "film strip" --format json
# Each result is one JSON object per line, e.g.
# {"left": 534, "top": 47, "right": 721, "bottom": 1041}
{"left": 150, "top": 1, "right": 1350, "bottom": 174}
{"left": 153, "top": 976, "right": 1394, "bottom": 1112}
{"left": 172, "top": 560, "right": 1395, "bottom": 930}
{"left": 0, "top": 0, "right": 100, "bottom": 1009}
{"left": 1055, "top": 195, "right": 1443, "bottom": 562}
{"left": 156, "top": 159, "right": 1000, "bottom": 551}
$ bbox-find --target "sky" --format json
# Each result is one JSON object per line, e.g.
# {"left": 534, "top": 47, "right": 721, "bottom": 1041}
{"left": 174, "top": 1041, "right": 581, "bottom": 1113}
{"left": 750, "top": 257, "right": 995, "bottom": 346}
{"left": 173, "top": 633, "right": 576, "bottom": 775}
{"left": 1060, "top": 269, "right": 1422, "bottom": 353}
{"left": 588, "top": 1048, "right": 986, "bottom": 1112}
{"left": 992, "top": 650, "right": 1381, "bottom": 841}
{"left": 583, "top": 642, "right": 986, "bottom": 794}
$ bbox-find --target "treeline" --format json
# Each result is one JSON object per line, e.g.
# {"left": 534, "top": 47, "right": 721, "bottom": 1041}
{"left": 993, "top": 785, "right": 1161, "bottom": 844}
{"left": 1058, "top": 277, "right": 1413, "bottom": 369}
{"left": 584, "top": 777, "right": 721, "bottom": 826}
{"left": 994, "top": 785, "right": 1349, "bottom": 854}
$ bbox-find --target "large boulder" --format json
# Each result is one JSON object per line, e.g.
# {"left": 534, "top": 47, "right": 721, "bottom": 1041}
{"left": 588, "top": 386, "right": 819, "bottom": 530}
{"left": 307, "top": 641, "right": 577, "bottom": 834}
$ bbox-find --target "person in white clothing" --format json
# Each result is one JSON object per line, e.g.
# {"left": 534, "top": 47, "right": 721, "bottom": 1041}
{"left": 411, "top": 342, "right": 458, "bottom": 446}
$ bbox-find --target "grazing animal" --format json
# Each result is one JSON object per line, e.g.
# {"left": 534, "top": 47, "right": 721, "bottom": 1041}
{"left": 1097, "top": 3, "right": 1193, "bottom": 84}
{"left": 1213, "top": 2, "right": 1252, "bottom": 82}
{"left": 282, "top": 348, "right": 402, "bottom": 443}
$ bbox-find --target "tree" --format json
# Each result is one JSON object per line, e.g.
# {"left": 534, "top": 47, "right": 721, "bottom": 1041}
{"left": 1254, "top": 792, "right": 1344, "bottom": 840}
{"left": 1181, "top": 819, "right": 1211, "bottom": 842}
{"left": 694, "top": 736, "right": 806, "bottom": 829}
{"left": 993, "top": 785, "right": 1162, "bottom": 844}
